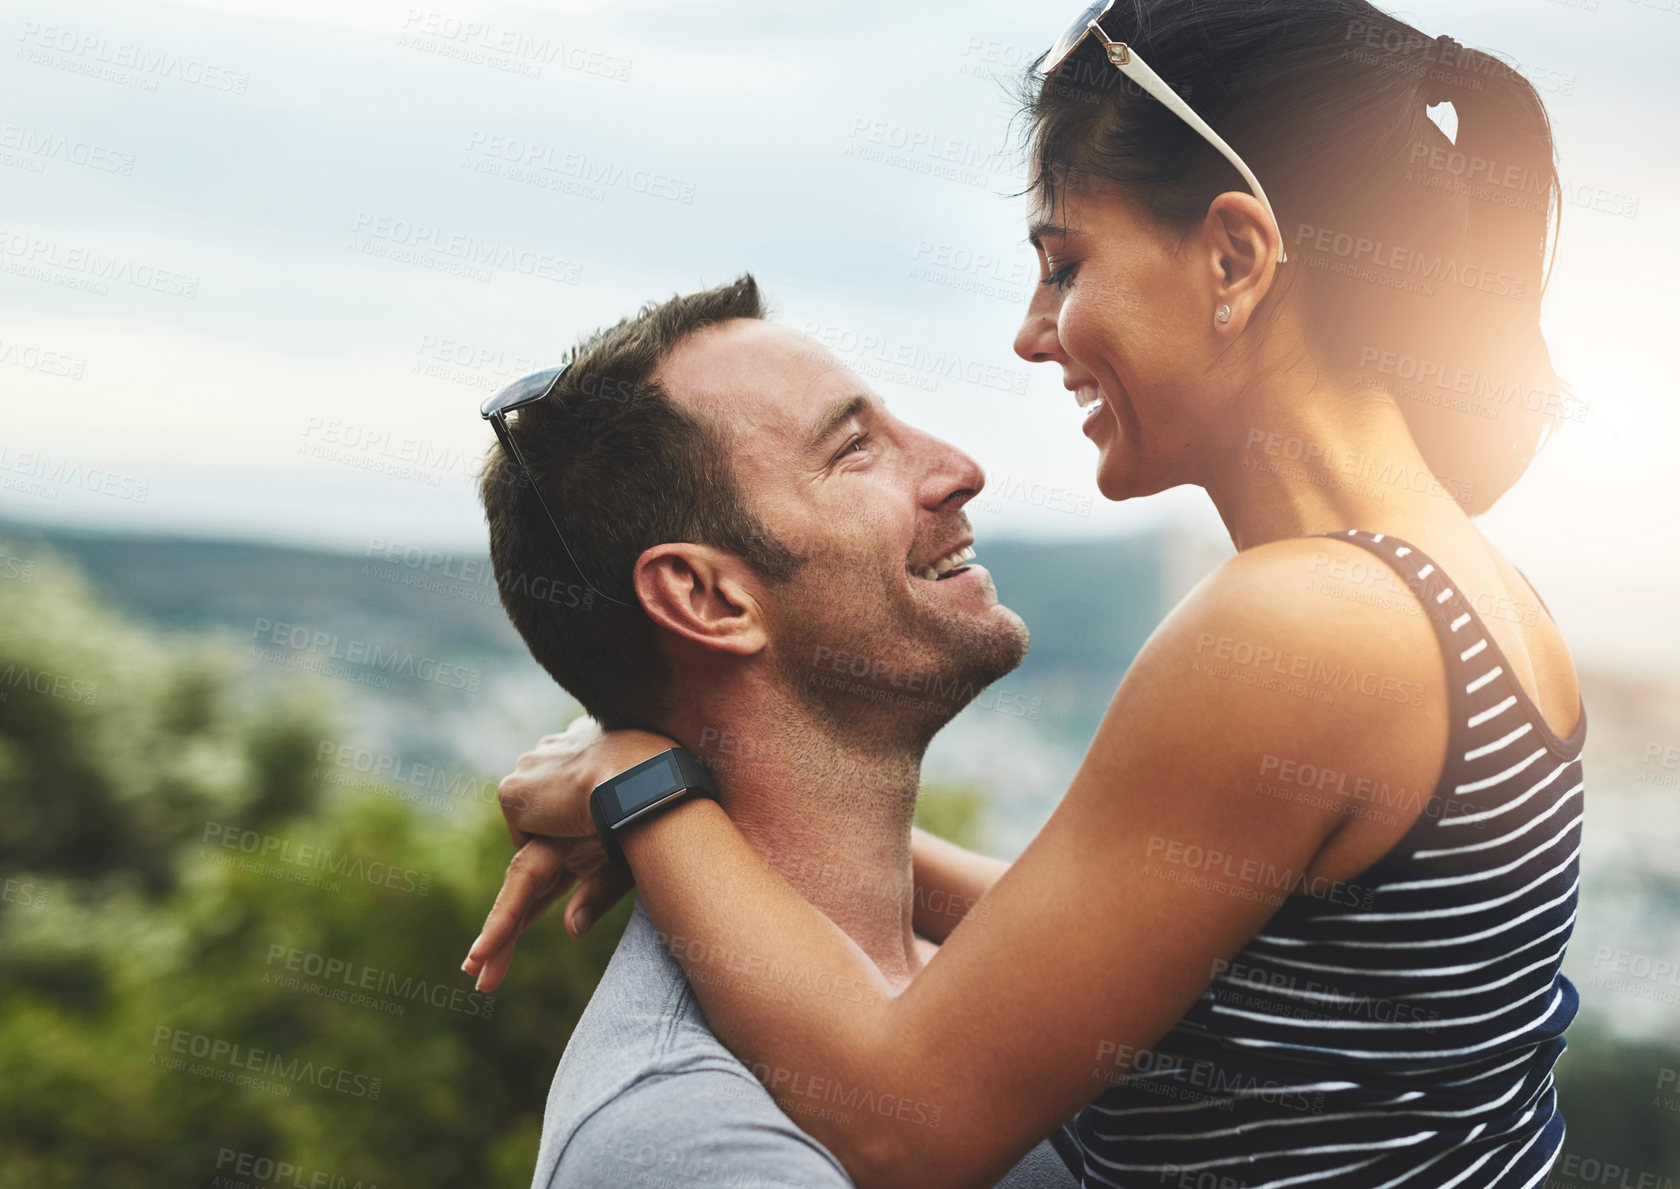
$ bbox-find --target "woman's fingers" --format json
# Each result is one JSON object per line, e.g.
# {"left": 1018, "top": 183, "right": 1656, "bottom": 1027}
{"left": 564, "top": 866, "right": 637, "bottom": 939}
{"left": 497, "top": 744, "right": 600, "bottom": 840}
{"left": 497, "top": 725, "right": 682, "bottom": 842}
{"left": 463, "top": 839, "right": 570, "bottom": 979}
{"left": 475, "top": 883, "right": 558, "bottom": 992}
{"left": 462, "top": 837, "right": 635, "bottom": 989}
{"left": 470, "top": 721, "right": 670, "bottom": 988}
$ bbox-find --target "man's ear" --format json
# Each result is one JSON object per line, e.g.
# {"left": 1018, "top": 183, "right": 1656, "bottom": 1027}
{"left": 1203, "top": 191, "right": 1282, "bottom": 337}
{"left": 633, "top": 543, "right": 768, "bottom": 657}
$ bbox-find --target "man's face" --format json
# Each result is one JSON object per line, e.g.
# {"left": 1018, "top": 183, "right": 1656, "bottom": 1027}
{"left": 655, "top": 319, "right": 1029, "bottom": 740}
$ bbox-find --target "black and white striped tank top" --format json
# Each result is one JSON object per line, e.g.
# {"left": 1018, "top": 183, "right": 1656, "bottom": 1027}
{"left": 1073, "top": 529, "right": 1585, "bottom": 1188}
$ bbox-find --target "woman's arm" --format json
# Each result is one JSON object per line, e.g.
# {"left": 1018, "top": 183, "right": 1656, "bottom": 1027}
{"left": 909, "top": 827, "right": 1008, "bottom": 942}
{"left": 586, "top": 546, "right": 1450, "bottom": 1189}
{"left": 465, "top": 736, "right": 1010, "bottom": 983}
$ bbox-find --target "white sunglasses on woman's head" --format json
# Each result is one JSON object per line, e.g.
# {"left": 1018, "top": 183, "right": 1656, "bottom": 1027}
{"left": 1041, "top": 0, "right": 1288, "bottom": 264}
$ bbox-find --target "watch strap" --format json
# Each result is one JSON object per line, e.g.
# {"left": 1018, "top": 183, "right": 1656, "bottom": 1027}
{"left": 589, "top": 748, "right": 716, "bottom": 870}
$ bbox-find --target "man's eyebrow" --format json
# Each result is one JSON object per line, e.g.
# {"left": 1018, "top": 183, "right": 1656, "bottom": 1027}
{"left": 804, "top": 394, "right": 872, "bottom": 457}
{"left": 1027, "top": 221, "right": 1070, "bottom": 249}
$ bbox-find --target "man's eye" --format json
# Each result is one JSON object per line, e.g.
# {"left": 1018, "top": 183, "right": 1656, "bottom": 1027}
{"left": 840, "top": 433, "right": 870, "bottom": 457}
{"left": 1042, "top": 263, "right": 1079, "bottom": 291}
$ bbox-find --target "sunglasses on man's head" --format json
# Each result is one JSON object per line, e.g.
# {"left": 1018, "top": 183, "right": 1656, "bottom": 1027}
{"left": 1041, "top": 0, "right": 1287, "bottom": 264}
{"left": 480, "top": 364, "right": 635, "bottom": 610}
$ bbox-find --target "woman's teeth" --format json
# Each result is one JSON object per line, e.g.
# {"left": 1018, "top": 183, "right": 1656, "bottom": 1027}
{"left": 1075, "top": 385, "right": 1105, "bottom": 416}
{"left": 919, "top": 545, "right": 976, "bottom": 581}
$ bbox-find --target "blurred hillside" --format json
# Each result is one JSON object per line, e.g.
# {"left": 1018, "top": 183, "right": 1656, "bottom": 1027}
{"left": 4, "top": 524, "right": 1179, "bottom": 834}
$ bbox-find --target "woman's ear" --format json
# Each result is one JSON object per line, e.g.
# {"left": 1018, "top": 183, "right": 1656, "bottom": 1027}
{"left": 1203, "top": 191, "right": 1283, "bottom": 337}
{"left": 633, "top": 544, "right": 768, "bottom": 658}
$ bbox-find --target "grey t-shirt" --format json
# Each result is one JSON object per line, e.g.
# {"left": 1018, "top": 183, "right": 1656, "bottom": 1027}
{"left": 531, "top": 901, "right": 1077, "bottom": 1189}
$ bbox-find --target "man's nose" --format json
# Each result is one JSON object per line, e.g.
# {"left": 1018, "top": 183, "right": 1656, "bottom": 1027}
{"left": 918, "top": 435, "right": 985, "bottom": 511}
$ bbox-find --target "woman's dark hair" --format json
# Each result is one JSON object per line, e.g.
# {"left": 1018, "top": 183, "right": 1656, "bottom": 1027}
{"left": 1022, "top": 0, "right": 1569, "bottom": 514}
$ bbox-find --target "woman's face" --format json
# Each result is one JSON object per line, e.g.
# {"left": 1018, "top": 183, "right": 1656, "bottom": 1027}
{"left": 1014, "top": 178, "right": 1233, "bottom": 503}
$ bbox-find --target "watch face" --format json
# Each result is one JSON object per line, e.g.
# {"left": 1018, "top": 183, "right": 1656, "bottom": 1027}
{"left": 608, "top": 753, "right": 680, "bottom": 818}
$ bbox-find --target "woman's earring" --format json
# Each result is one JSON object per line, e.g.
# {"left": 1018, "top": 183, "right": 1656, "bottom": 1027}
{"left": 1215, "top": 305, "right": 1232, "bottom": 325}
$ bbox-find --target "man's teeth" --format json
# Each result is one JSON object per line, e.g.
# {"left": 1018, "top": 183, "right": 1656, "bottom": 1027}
{"left": 921, "top": 545, "right": 976, "bottom": 581}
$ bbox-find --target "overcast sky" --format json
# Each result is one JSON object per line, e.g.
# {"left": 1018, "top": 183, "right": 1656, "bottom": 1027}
{"left": 0, "top": 0, "right": 1673, "bottom": 673}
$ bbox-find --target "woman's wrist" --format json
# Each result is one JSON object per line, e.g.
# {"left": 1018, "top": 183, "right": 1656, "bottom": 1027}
{"left": 583, "top": 731, "right": 684, "bottom": 813}
{"left": 617, "top": 792, "right": 727, "bottom": 871}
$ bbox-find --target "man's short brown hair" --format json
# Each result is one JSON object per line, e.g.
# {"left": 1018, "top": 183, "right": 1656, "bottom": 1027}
{"left": 478, "top": 274, "right": 801, "bottom": 730}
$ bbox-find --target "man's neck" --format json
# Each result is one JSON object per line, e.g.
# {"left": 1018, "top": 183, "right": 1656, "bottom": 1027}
{"left": 664, "top": 697, "right": 927, "bottom": 988}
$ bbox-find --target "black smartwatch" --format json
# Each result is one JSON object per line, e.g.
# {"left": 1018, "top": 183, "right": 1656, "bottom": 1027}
{"left": 588, "top": 748, "right": 717, "bottom": 870}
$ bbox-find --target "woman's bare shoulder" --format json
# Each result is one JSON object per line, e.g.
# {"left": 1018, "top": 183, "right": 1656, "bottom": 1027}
{"left": 1150, "top": 535, "right": 1443, "bottom": 672}
{"left": 1087, "top": 535, "right": 1452, "bottom": 837}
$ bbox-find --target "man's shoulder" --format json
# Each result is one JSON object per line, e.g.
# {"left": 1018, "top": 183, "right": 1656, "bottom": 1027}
{"left": 530, "top": 901, "right": 1078, "bottom": 1189}
{"left": 530, "top": 901, "right": 852, "bottom": 1189}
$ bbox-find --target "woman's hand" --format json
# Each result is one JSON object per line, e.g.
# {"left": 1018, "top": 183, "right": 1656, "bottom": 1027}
{"left": 460, "top": 718, "right": 674, "bottom": 991}
{"left": 492, "top": 717, "right": 674, "bottom": 843}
